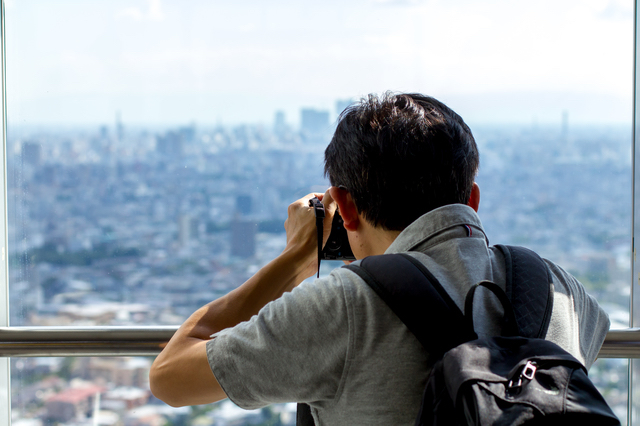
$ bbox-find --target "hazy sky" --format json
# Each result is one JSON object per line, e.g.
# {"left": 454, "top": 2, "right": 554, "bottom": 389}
{"left": 6, "top": 0, "right": 634, "bottom": 127}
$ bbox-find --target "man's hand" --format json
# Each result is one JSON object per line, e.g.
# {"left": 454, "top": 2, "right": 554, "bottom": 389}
{"left": 283, "top": 190, "right": 336, "bottom": 285}
{"left": 150, "top": 189, "right": 338, "bottom": 407}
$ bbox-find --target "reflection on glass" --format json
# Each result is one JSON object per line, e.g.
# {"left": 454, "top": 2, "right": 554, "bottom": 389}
{"left": 6, "top": 0, "right": 634, "bottom": 424}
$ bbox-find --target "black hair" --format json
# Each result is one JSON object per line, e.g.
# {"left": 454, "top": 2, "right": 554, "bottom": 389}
{"left": 324, "top": 92, "right": 479, "bottom": 231}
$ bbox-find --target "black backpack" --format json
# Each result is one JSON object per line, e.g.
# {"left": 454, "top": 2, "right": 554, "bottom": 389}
{"left": 337, "top": 245, "right": 620, "bottom": 426}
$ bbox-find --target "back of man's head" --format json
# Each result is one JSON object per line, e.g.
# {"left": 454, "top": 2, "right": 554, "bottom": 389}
{"left": 324, "top": 92, "right": 479, "bottom": 231}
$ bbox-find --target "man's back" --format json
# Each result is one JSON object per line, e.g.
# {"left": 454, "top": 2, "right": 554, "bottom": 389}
{"left": 205, "top": 204, "right": 610, "bottom": 424}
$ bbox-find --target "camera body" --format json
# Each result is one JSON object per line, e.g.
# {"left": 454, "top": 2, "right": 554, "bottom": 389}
{"left": 322, "top": 211, "right": 355, "bottom": 260}
{"left": 309, "top": 197, "right": 355, "bottom": 260}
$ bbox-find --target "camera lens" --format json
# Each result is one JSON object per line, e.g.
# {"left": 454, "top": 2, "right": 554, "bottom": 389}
{"left": 325, "top": 237, "right": 341, "bottom": 251}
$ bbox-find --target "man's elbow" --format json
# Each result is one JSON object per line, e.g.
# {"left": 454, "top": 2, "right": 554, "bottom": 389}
{"left": 149, "top": 355, "right": 227, "bottom": 407}
{"left": 149, "top": 362, "right": 183, "bottom": 407}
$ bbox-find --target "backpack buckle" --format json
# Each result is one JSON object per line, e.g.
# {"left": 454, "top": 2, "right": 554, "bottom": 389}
{"left": 522, "top": 361, "right": 537, "bottom": 380}
{"left": 508, "top": 361, "right": 537, "bottom": 390}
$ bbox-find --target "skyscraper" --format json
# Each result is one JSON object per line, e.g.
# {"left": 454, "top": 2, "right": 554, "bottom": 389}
{"left": 231, "top": 220, "right": 257, "bottom": 258}
{"left": 22, "top": 141, "right": 42, "bottom": 166}
{"left": 116, "top": 111, "right": 125, "bottom": 143}
{"left": 274, "top": 110, "right": 287, "bottom": 135}
{"left": 231, "top": 195, "right": 256, "bottom": 258}
{"left": 300, "top": 108, "right": 330, "bottom": 141}
{"left": 156, "top": 131, "right": 184, "bottom": 158}
{"left": 335, "top": 99, "right": 353, "bottom": 116}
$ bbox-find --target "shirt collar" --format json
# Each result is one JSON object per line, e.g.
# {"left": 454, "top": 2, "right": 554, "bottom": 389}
{"left": 385, "top": 204, "right": 487, "bottom": 254}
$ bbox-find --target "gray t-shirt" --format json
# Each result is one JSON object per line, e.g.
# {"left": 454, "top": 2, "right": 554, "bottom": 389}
{"left": 206, "top": 204, "right": 610, "bottom": 425}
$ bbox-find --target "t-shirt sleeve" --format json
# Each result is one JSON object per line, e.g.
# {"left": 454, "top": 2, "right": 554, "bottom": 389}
{"left": 544, "top": 260, "right": 610, "bottom": 369}
{"left": 206, "top": 272, "right": 353, "bottom": 409}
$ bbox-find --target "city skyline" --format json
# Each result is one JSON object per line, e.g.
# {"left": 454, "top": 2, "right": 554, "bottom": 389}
{"left": 6, "top": 120, "right": 631, "bottom": 423}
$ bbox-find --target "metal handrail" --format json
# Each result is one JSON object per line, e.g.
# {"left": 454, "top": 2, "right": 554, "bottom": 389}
{"left": 0, "top": 326, "right": 637, "bottom": 358}
{"left": 0, "top": 326, "right": 177, "bottom": 357}
{"left": 598, "top": 328, "right": 640, "bottom": 358}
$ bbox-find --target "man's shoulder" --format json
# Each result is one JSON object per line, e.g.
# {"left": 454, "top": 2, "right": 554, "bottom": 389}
{"left": 274, "top": 266, "right": 383, "bottom": 320}
{"left": 295, "top": 265, "right": 384, "bottom": 304}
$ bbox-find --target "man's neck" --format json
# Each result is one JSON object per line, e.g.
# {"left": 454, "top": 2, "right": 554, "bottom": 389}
{"left": 350, "top": 218, "right": 402, "bottom": 258}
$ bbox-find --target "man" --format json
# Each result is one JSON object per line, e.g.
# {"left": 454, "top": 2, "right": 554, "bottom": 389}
{"left": 150, "top": 93, "right": 610, "bottom": 424}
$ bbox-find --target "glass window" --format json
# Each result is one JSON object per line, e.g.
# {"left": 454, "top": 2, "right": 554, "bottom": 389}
{"left": 6, "top": 0, "right": 634, "bottom": 424}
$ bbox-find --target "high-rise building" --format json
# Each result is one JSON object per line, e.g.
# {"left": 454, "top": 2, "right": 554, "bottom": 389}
{"left": 231, "top": 219, "right": 257, "bottom": 258}
{"left": 156, "top": 131, "right": 184, "bottom": 158}
{"left": 300, "top": 108, "right": 330, "bottom": 138}
{"left": 115, "top": 111, "right": 124, "bottom": 142}
{"left": 274, "top": 110, "right": 287, "bottom": 136}
{"left": 178, "top": 214, "right": 199, "bottom": 247}
{"left": 236, "top": 195, "right": 252, "bottom": 216}
{"left": 231, "top": 195, "right": 256, "bottom": 258}
{"left": 178, "top": 124, "right": 196, "bottom": 144}
{"left": 22, "top": 141, "right": 42, "bottom": 166}
{"left": 335, "top": 99, "right": 353, "bottom": 116}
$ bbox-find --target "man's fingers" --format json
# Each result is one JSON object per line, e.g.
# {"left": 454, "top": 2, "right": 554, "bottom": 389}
{"left": 321, "top": 189, "right": 335, "bottom": 211}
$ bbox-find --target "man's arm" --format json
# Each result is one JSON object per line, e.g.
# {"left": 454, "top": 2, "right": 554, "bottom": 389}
{"left": 149, "top": 191, "right": 334, "bottom": 407}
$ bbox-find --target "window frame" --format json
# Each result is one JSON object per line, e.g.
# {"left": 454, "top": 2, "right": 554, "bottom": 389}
{"left": 631, "top": 0, "right": 640, "bottom": 423}
{"left": 0, "top": 0, "right": 10, "bottom": 424}
{"left": 0, "top": 0, "right": 638, "bottom": 425}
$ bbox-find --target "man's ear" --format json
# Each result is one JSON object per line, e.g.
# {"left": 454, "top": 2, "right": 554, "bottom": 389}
{"left": 467, "top": 182, "right": 480, "bottom": 212}
{"left": 328, "top": 186, "right": 360, "bottom": 231}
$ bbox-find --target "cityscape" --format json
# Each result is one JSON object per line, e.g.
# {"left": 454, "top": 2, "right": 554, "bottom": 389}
{"left": 6, "top": 104, "right": 633, "bottom": 425}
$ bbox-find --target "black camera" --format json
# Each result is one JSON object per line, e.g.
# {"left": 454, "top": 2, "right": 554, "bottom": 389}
{"left": 309, "top": 197, "right": 355, "bottom": 261}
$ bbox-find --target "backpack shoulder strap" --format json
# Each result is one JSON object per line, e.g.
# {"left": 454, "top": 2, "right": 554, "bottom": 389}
{"left": 345, "top": 253, "right": 476, "bottom": 356}
{"left": 494, "top": 244, "right": 554, "bottom": 339}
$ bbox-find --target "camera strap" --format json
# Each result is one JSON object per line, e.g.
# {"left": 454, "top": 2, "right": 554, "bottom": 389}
{"left": 309, "top": 197, "right": 325, "bottom": 278}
